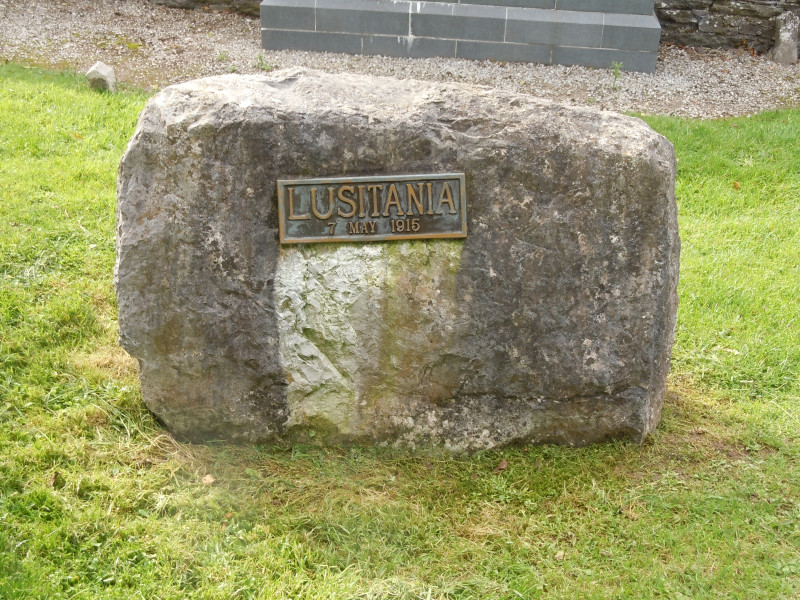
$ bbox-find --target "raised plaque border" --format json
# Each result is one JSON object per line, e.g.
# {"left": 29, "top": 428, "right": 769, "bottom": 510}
{"left": 277, "top": 173, "right": 468, "bottom": 244}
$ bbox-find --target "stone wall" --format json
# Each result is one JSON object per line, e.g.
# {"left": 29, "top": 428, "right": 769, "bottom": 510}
{"left": 655, "top": 1, "right": 800, "bottom": 51}
{"left": 259, "top": 0, "right": 662, "bottom": 72}
{"left": 146, "top": 0, "right": 797, "bottom": 52}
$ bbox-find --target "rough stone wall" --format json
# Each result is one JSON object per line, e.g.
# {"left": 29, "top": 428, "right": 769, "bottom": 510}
{"left": 655, "top": 1, "right": 800, "bottom": 51}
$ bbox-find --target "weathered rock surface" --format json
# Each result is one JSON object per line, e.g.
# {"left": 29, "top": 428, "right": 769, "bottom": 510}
{"left": 116, "top": 68, "right": 679, "bottom": 451}
{"left": 86, "top": 61, "right": 117, "bottom": 92}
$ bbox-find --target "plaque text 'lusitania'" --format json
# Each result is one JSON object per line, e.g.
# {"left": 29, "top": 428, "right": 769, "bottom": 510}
{"left": 277, "top": 173, "right": 467, "bottom": 244}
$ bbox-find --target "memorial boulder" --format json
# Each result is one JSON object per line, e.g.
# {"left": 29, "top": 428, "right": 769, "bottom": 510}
{"left": 116, "top": 68, "right": 679, "bottom": 450}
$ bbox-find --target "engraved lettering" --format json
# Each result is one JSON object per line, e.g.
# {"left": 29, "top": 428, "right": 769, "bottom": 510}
{"left": 426, "top": 182, "right": 434, "bottom": 215}
{"left": 383, "top": 184, "right": 404, "bottom": 217}
{"left": 311, "top": 188, "right": 335, "bottom": 220}
{"left": 390, "top": 218, "right": 421, "bottom": 234}
{"left": 367, "top": 184, "right": 383, "bottom": 217}
{"left": 436, "top": 181, "right": 457, "bottom": 215}
{"left": 406, "top": 183, "right": 423, "bottom": 216}
{"left": 337, "top": 185, "right": 357, "bottom": 218}
{"left": 357, "top": 185, "right": 367, "bottom": 218}
{"left": 287, "top": 187, "right": 311, "bottom": 220}
{"left": 347, "top": 221, "right": 375, "bottom": 235}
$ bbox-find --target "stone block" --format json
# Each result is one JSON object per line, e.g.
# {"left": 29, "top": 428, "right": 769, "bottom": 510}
{"left": 602, "top": 13, "right": 662, "bottom": 52}
{"left": 455, "top": 40, "right": 552, "bottom": 63}
{"left": 262, "top": 29, "right": 362, "bottom": 53}
{"left": 556, "top": 0, "right": 655, "bottom": 15}
{"left": 553, "top": 46, "right": 658, "bottom": 72}
{"left": 462, "top": 0, "right": 555, "bottom": 8}
{"left": 317, "top": 0, "right": 409, "bottom": 36}
{"left": 116, "top": 69, "right": 679, "bottom": 450}
{"left": 258, "top": 0, "right": 315, "bottom": 31}
{"left": 505, "top": 8, "right": 604, "bottom": 47}
{"left": 364, "top": 35, "right": 457, "bottom": 58}
{"left": 411, "top": 3, "right": 507, "bottom": 43}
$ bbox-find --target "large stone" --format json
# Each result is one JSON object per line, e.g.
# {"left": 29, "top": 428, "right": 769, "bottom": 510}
{"left": 116, "top": 68, "right": 679, "bottom": 451}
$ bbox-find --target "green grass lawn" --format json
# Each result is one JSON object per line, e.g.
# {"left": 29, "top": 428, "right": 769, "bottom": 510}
{"left": 1, "top": 63, "right": 799, "bottom": 599}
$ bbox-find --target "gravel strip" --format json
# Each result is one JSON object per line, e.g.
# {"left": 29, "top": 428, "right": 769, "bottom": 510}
{"left": 2, "top": 0, "right": 800, "bottom": 118}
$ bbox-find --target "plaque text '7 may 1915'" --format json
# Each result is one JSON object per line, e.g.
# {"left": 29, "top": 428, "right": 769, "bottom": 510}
{"left": 277, "top": 173, "right": 467, "bottom": 244}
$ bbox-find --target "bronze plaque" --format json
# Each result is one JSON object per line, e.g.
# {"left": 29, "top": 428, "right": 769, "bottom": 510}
{"left": 277, "top": 173, "right": 467, "bottom": 244}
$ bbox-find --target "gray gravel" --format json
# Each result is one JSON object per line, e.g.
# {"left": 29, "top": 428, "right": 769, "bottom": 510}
{"left": 2, "top": 0, "right": 800, "bottom": 118}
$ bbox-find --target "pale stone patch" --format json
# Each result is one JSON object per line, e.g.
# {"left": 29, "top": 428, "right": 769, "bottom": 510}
{"left": 275, "top": 241, "right": 465, "bottom": 437}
